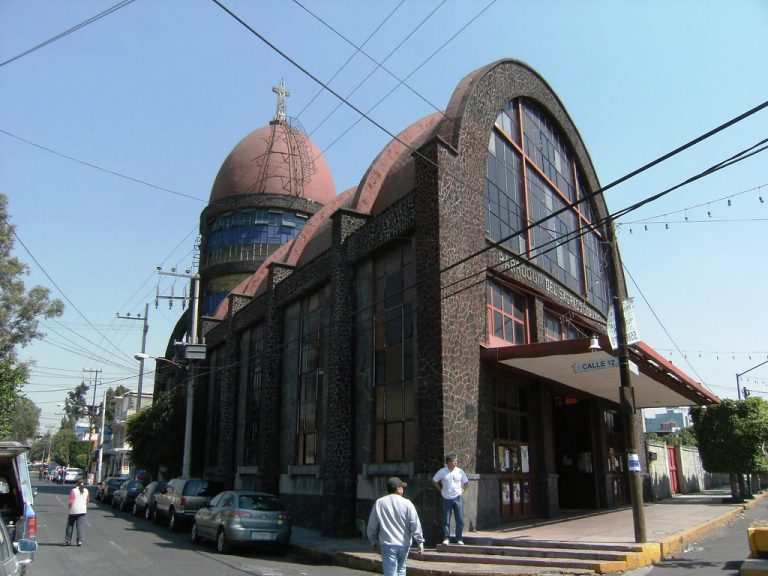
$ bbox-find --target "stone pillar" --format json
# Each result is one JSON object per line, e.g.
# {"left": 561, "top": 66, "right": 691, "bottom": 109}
{"left": 320, "top": 209, "right": 368, "bottom": 537}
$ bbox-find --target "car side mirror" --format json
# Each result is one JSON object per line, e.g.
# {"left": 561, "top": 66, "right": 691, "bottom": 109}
{"left": 15, "top": 539, "right": 38, "bottom": 554}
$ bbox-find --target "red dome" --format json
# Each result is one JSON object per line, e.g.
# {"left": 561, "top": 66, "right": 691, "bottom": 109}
{"left": 210, "top": 122, "right": 336, "bottom": 204}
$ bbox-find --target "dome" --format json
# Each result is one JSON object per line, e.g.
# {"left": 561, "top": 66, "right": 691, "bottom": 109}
{"left": 210, "top": 120, "right": 336, "bottom": 204}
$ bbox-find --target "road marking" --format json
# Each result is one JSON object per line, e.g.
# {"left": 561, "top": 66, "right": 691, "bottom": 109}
{"left": 109, "top": 540, "right": 129, "bottom": 555}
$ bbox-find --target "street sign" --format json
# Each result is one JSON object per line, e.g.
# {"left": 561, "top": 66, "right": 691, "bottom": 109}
{"left": 573, "top": 357, "right": 619, "bottom": 373}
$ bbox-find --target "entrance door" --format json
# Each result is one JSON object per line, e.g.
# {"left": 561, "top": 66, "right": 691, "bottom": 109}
{"left": 553, "top": 395, "right": 598, "bottom": 509}
{"left": 667, "top": 445, "right": 680, "bottom": 493}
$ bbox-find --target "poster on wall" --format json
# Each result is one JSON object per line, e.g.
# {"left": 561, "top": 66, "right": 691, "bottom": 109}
{"left": 521, "top": 445, "right": 530, "bottom": 473}
{"left": 501, "top": 482, "right": 511, "bottom": 505}
{"left": 513, "top": 482, "right": 521, "bottom": 504}
{"left": 510, "top": 446, "right": 520, "bottom": 472}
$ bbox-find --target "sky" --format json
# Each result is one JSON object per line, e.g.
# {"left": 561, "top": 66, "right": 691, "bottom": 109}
{"left": 1, "top": 0, "right": 766, "bottom": 433}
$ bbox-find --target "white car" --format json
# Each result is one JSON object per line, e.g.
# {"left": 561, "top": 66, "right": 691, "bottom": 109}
{"left": 64, "top": 468, "right": 82, "bottom": 483}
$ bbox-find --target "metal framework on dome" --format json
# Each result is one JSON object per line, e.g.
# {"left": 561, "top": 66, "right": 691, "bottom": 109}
{"left": 250, "top": 79, "right": 316, "bottom": 198}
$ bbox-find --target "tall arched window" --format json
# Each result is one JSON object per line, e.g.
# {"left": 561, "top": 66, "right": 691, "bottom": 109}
{"left": 485, "top": 98, "right": 610, "bottom": 314}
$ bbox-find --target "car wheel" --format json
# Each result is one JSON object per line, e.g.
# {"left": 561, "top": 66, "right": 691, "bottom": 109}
{"left": 132, "top": 503, "right": 139, "bottom": 516}
{"left": 191, "top": 523, "right": 202, "bottom": 544}
{"left": 152, "top": 506, "right": 160, "bottom": 524}
{"left": 216, "top": 529, "right": 231, "bottom": 554}
{"left": 119, "top": 499, "right": 126, "bottom": 512}
{"left": 111, "top": 497, "right": 117, "bottom": 509}
{"left": 168, "top": 509, "right": 177, "bottom": 531}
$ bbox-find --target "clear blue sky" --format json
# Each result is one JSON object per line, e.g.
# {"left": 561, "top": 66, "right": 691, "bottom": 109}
{"left": 1, "top": 0, "right": 766, "bottom": 432}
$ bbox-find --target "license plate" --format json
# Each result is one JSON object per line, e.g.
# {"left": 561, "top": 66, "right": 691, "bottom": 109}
{"left": 252, "top": 532, "right": 274, "bottom": 541}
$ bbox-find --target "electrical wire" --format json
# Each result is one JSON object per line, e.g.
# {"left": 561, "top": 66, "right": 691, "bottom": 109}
{"left": 0, "top": 0, "right": 136, "bottom": 69}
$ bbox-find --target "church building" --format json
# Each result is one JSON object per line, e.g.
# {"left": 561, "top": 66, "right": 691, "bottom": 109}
{"left": 156, "top": 59, "right": 718, "bottom": 540}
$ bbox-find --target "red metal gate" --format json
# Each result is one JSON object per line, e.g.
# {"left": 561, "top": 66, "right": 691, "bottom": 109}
{"left": 667, "top": 445, "right": 680, "bottom": 493}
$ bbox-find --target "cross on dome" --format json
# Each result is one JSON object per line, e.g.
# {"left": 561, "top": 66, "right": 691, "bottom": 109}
{"left": 272, "top": 78, "right": 291, "bottom": 122}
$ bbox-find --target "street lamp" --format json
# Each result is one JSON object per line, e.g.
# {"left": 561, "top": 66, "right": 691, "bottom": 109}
{"left": 134, "top": 352, "right": 195, "bottom": 478}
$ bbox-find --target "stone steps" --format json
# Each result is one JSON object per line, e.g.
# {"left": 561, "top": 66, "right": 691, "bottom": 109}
{"left": 408, "top": 539, "right": 661, "bottom": 574}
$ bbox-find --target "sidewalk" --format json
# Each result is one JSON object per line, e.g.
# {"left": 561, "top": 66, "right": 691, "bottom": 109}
{"left": 289, "top": 488, "right": 768, "bottom": 575}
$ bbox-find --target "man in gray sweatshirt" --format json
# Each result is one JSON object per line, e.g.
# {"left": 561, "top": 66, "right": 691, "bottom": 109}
{"left": 367, "top": 477, "right": 425, "bottom": 576}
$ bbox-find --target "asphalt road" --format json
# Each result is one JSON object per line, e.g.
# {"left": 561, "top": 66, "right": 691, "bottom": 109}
{"left": 624, "top": 496, "right": 768, "bottom": 576}
{"left": 28, "top": 480, "right": 377, "bottom": 576}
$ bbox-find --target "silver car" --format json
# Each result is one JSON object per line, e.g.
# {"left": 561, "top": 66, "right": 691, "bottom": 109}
{"left": 191, "top": 491, "right": 291, "bottom": 554}
{"left": 0, "top": 518, "right": 36, "bottom": 576}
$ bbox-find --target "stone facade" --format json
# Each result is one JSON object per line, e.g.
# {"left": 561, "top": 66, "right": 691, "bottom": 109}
{"left": 155, "top": 59, "right": 716, "bottom": 544}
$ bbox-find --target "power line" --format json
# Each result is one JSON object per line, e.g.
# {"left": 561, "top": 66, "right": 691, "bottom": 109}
{"left": 291, "top": 0, "right": 409, "bottom": 120}
{"left": 0, "top": 128, "right": 207, "bottom": 203}
{"left": 0, "top": 0, "right": 136, "bottom": 69}
{"left": 306, "top": 0, "right": 451, "bottom": 137}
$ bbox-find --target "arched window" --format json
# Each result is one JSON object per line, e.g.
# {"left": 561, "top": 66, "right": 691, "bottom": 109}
{"left": 485, "top": 98, "right": 610, "bottom": 314}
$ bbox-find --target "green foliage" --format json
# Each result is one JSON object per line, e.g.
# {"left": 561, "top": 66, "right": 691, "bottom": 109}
{"left": 0, "top": 358, "right": 25, "bottom": 439}
{"left": 126, "top": 389, "right": 185, "bottom": 477}
{"left": 51, "top": 427, "right": 77, "bottom": 465}
{"left": 691, "top": 398, "right": 768, "bottom": 474}
{"left": 69, "top": 440, "right": 90, "bottom": 469}
{"left": 8, "top": 396, "right": 40, "bottom": 442}
{"left": 0, "top": 194, "right": 64, "bottom": 436}
{"left": 0, "top": 194, "right": 64, "bottom": 361}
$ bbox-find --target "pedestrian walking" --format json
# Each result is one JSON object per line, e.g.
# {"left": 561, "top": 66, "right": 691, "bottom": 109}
{"left": 367, "top": 477, "right": 424, "bottom": 576}
{"left": 432, "top": 452, "right": 469, "bottom": 545}
{"left": 65, "top": 479, "right": 89, "bottom": 546}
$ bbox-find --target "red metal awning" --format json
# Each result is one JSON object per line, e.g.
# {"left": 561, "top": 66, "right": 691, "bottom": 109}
{"left": 480, "top": 337, "right": 720, "bottom": 408}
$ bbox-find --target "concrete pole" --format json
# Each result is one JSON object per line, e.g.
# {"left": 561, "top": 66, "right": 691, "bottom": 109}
{"left": 137, "top": 302, "right": 149, "bottom": 410}
{"left": 96, "top": 391, "right": 106, "bottom": 484}
{"left": 181, "top": 275, "right": 200, "bottom": 478}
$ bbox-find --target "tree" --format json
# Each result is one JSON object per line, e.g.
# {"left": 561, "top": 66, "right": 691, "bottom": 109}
{"left": 51, "top": 427, "right": 78, "bottom": 466}
{"left": 691, "top": 398, "right": 768, "bottom": 501}
{"left": 0, "top": 194, "right": 64, "bottom": 360}
{"left": 126, "top": 389, "right": 185, "bottom": 478}
{"left": 0, "top": 358, "right": 25, "bottom": 439}
{"left": 8, "top": 396, "right": 40, "bottom": 443}
{"left": 0, "top": 193, "right": 64, "bottom": 434}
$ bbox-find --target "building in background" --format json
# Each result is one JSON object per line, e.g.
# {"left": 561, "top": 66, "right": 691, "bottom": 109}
{"left": 644, "top": 408, "right": 691, "bottom": 435}
{"left": 155, "top": 60, "right": 719, "bottom": 540}
{"left": 102, "top": 391, "right": 153, "bottom": 478}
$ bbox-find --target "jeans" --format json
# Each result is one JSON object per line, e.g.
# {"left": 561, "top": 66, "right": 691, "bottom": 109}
{"left": 380, "top": 544, "right": 410, "bottom": 576}
{"left": 65, "top": 513, "right": 86, "bottom": 543}
{"left": 441, "top": 496, "right": 464, "bottom": 541}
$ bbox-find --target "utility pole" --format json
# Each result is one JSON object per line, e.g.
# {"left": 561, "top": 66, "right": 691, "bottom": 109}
{"left": 96, "top": 390, "right": 106, "bottom": 484}
{"left": 82, "top": 368, "right": 101, "bottom": 483}
{"left": 737, "top": 359, "right": 768, "bottom": 400}
{"left": 606, "top": 220, "right": 647, "bottom": 543}
{"left": 157, "top": 268, "right": 202, "bottom": 478}
{"left": 118, "top": 303, "right": 150, "bottom": 409}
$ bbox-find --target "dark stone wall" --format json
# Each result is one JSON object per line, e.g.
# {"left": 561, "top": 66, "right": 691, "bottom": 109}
{"left": 188, "top": 59, "right": 631, "bottom": 539}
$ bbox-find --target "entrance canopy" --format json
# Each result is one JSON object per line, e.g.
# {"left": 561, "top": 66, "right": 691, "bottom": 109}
{"left": 481, "top": 337, "right": 719, "bottom": 408}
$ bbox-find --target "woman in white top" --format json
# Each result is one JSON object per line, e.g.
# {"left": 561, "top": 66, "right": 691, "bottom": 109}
{"left": 65, "top": 479, "right": 89, "bottom": 546}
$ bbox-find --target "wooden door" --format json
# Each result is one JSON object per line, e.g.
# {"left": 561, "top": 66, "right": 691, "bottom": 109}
{"left": 667, "top": 445, "right": 680, "bottom": 493}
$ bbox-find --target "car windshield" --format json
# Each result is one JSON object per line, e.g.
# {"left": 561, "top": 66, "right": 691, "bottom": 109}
{"left": 127, "top": 481, "right": 143, "bottom": 490}
{"left": 108, "top": 479, "right": 124, "bottom": 487}
{"left": 182, "top": 479, "right": 207, "bottom": 496}
{"left": 237, "top": 494, "right": 283, "bottom": 511}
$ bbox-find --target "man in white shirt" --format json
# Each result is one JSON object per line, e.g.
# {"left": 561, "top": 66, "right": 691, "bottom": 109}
{"left": 367, "top": 477, "right": 424, "bottom": 576}
{"left": 65, "top": 479, "right": 89, "bottom": 546}
{"left": 432, "top": 453, "right": 469, "bottom": 545}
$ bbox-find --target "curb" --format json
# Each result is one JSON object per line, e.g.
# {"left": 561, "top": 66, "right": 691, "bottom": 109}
{"left": 659, "top": 491, "right": 768, "bottom": 558}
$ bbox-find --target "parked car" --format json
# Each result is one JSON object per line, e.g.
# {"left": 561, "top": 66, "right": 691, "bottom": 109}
{"left": 0, "top": 442, "right": 36, "bottom": 544}
{"left": 111, "top": 480, "right": 144, "bottom": 512}
{"left": 0, "top": 516, "right": 36, "bottom": 576}
{"left": 95, "top": 477, "right": 128, "bottom": 504}
{"left": 132, "top": 481, "right": 167, "bottom": 520}
{"left": 154, "top": 478, "right": 222, "bottom": 531}
{"left": 192, "top": 490, "right": 291, "bottom": 554}
{"left": 64, "top": 468, "right": 82, "bottom": 484}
